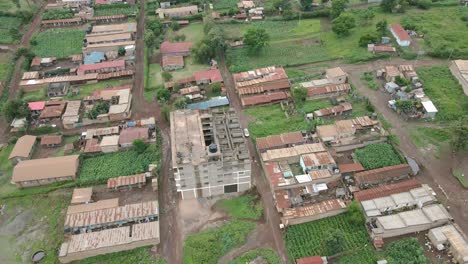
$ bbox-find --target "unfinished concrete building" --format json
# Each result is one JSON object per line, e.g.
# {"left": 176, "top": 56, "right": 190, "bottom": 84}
{"left": 170, "top": 108, "right": 251, "bottom": 199}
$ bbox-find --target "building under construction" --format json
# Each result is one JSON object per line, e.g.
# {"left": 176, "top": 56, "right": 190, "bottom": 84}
{"left": 170, "top": 108, "right": 251, "bottom": 199}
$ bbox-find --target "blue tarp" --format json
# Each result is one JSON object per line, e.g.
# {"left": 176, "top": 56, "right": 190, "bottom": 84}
{"left": 187, "top": 96, "right": 229, "bottom": 109}
{"left": 84, "top": 52, "right": 105, "bottom": 64}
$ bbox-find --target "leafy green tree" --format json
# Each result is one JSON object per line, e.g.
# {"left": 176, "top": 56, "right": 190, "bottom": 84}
{"left": 210, "top": 82, "right": 221, "bottom": 94}
{"left": 376, "top": 19, "right": 388, "bottom": 36}
{"left": 362, "top": 9, "right": 375, "bottom": 25}
{"left": 395, "top": 100, "right": 415, "bottom": 114}
{"left": 192, "top": 26, "right": 226, "bottom": 63}
{"left": 174, "top": 96, "right": 188, "bottom": 109}
{"left": 244, "top": 27, "right": 270, "bottom": 53}
{"left": 146, "top": 20, "right": 163, "bottom": 35}
{"left": 359, "top": 33, "right": 378, "bottom": 47}
{"left": 416, "top": 0, "right": 431, "bottom": 9}
{"left": 144, "top": 30, "right": 156, "bottom": 48}
{"left": 133, "top": 139, "right": 148, "bottom": 154}
{"left": 347, "top": 201, "right": 365, "bottom": 226}
{"left": 292, "top": 87, "right": 308, "bottom": 105}
{"left": 324, "top": 229, "right": 345, "bottom": 255}
{"left": 332, "top": 13, "right": 356, "bottom": 37}
{"left": 86, "top": 102, "right": 110, "bottom": 119}
{"left": 162, "top": 71, "right": 173, "bottom": 82}
{"left": 2, "top": 99, "right": 30, "bottom": 122}
{"left": 301, "top": 0, "right": 313, "bottom": 11}
{"left": 330, "top": 0, "right": 348, "bottom": 18}
{"left": 171, "top": 21, "right": 180, "bottom": 31}
{"left": 156, "top": 88, "right": 171, "bottom": 102}
{"left": 273, "top": 0, "right": 291, "bottom": 10}
{"left": 451, "top": 117, "right": 468, "bottom": 151}
{"left": 118, "top": 46, "right": 126, "bottom": 56}
{"left": 381, "top": 0, "right": 398, "bottom": 12}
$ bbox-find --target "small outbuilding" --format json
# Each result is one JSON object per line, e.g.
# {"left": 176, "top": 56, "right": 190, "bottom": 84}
{"left": 40, "top": 135, "right": 63, "bottom": 148}
{"left": 70, "top": 187, "right": 94, "bottom": 204}
{"left": 385, "top": 82, "right": 399, "bottom": 93}
{"left": 325, "top": 67, "right": 347, "bottom": 84}
{"left": 100, "top": 135, "right": 120, "bottom": 153}
{"left": 421, "top": 100, "right": 438, "bottom": 119}
{"left": 9, "top": 135, "right": 37, "bottom": 165}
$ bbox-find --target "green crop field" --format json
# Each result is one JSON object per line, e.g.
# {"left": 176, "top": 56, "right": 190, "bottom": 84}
{"left": 31, "top": 28, "right": 85, "bottom": 59}
{"left": 417, "top": 66, "right": 468, "bottom": 122}
{"left": 355, "top": 143, "right": 402, "bottom": 170}
{"left": 78, "top": 143, "right": 161, "bottom": 185}
{"left": 285, "top": 214, "right": 369, "bottom": 261}
{"left": 183, "top": 221, "right": 255, "bottom": 264}
{"left": 94, "top": 5, "right": 136, "bottom": 16}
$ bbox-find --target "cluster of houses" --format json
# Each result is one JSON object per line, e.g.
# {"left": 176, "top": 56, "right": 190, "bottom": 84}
{"left": 43, "top": 0, "right": 135, "bottom": 27}
{"left": 80, "top": 119, "right": 156, "bottom": 154}
{"left": 377, "top": 64, "right": 438, "bottom": 119}
{"left": 234, "top": 0, "right": 264, "bottom": 21}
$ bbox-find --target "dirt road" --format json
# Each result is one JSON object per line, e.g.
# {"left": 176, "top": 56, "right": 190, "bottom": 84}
{"left": 8, "top": 2, "right": 46, "bottom": 100}
{"left": 219, "top": 53, "right": 290, "bottom": 264}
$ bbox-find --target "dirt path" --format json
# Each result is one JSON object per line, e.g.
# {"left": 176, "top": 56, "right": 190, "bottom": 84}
{"left": 219, "top": 52, "right": 290, "bottom": 264}
{"left": 345, "top": 61, "right": 468, "bottom": 234}
{"left": 8, "top": 2, "right": 47, "bottom": 100}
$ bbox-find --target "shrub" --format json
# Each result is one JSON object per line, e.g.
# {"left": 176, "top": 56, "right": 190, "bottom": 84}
{"left": 358, "top": 33, "right": 378, "bottom": 47}
{"left": 133, "top": 139, "right": 148, "bottom": 154}
{"left": 416, "top": 0, "right": 431, "bottom": 9}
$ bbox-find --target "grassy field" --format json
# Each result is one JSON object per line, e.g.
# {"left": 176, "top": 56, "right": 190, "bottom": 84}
{"left": 0, "top": 190, "right": 70, "bottom": 263}
{"left": 31, "top": 28, "right": 85, "bottom": 59}
{"left": 22, "top": 88, "right": 46, "bottom": 102}
{"left": 78, "top": 143, "right": 161, "bottom": 185}
{"left": 409, "top": 126, "right": 451, "bottom": 157}
{"left": 402, "top": 7, "right": 468, "bottom": 58}
{"left": 171, "top": 57, "right": 208, "bottom": 80}
{"left": 361, "top": 72, "right": 378, "bottom": 90}
{"left": 145, "top": 63, "right": 163, "bottom": 101}
{"left": 0, "top": 53, "right": 14, "bottom": 82}
{"left": 285, "top": 214, "right": 369, "bottom": 261}
{"left": 417, "top": 66, "right": 468, "bottom": 122}
{"left": 0, "top": 0, "right": 37, "bottom": 12}
{"left": 168, "top": 22, "right": 205, "bottom": 43}
{"left": 217, "top": 194, "right": 263, "bottom": 220}
{"left": 183, "top": 221, "right": 255, "bottom": 264}
{"left": 229, "top": 248, "right": 281, "bottom": 264}
{"left": 0, "top": 16, "right": 22, "bottom": 44}
{"left": 66, "top": 79, "right": 131, "bottom": 100}
{"left": 74, "top": 247, "right": 167, "bottom": 264}
{"left": 244, "top": 104, "right": 309, "bottom": 140}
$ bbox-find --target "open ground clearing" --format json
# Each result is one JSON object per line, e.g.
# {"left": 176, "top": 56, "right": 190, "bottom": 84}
{"left": 228, "top": 248, "right": 281, "bottom": 264}
{"left": 0, "top": 0, "right": 37, "bottom": 13}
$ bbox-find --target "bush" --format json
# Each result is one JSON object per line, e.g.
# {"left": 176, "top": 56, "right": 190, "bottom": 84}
{"left": 358, "top": 33, "right": 378, "bottom": 47}
{"left": 385, "top": 238, "right": 427, "bottom": 264}
{"left": 162, "top": 71, "right": 173, "bottom": 82}
{"left": 133, "top": 139, "right": 148, "bottom": 154}
{"left": 416, "top": 0, "right": 431, "bottom": 9}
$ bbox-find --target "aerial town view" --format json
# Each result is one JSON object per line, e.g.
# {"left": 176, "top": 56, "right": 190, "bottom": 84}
{"left": 0, "top": 0, "right": 467, "bottom": 263}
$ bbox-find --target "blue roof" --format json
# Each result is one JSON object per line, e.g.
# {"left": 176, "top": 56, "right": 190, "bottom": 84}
{"left": 84, "top": 52, "right": 105, "bottom": 64}
{"left": 187, "top": 96, "right": 229, "bottom": 109}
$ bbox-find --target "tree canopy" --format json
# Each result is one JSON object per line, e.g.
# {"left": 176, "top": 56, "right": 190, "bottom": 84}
{"left": 2, "top": 99, "right": 30, "bottom": 122}
{"left": 243, "top": 27, "right": 270, "bottom": 53}
{"left": 332, "top": 13, "right": 356, "bottom": 36}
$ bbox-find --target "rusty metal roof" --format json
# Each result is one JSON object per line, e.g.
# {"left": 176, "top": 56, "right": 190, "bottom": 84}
{"left": 354, "top": 178, "right": 421, "bottom": 201}
{"left": 282, "top": 198, "right": 346, "bottom": 219}
{"left": 256, "top": 131, "right": 304, "bottom": 151}
{"left": 107, "top": 174, "right": 146, "bottom": 189}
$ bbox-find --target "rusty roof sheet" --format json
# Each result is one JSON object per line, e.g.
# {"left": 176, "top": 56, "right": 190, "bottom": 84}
{"left": 265, "top": 162, "right": 285, "bottom": 187}
{"left": 39, "top": 103, "right": 66, "bottom": 119}
{"left": 162, "top": 55, "right": 184, "bottom": 67}
{"left": 40, "top": 135, "right": 62, "bottom": 145}
{"left": 65, "top": 201, "right": 158, "bottom": 229}
{"left": 237, "top": 79, "right": 291, "bottom": 94}
{"left": 354, "top": 178, "right": 421, "bottom": 201}
{"left": 71, "top": 188, "right": 93, "bottom": 204}
{"left": 118, "top": 127, "right": 148, "bottom": 145}
{"left": 309, "top": 169, "right": 332, "bottom": 180}
{"left": 385, "top": 65, "right": 401, "bottom": 77}
{"left": 274, "top": 189, "right": 292, "bottom": 209}
{"left": 107, "top": 174, "right": 146, "bottom": 189}
{"left": 307, "top": 83, "right": 350, "bottom": 97}
{"left": 85, "top": 126, "right": 119, "bottom": 139}
{"left": 338, "top": 162, "right": 365, "bottom": 173}
{"left": 67, "top": 198, "right": 119, "bottom": 215}
{"left": 301, "top": 152, "right": 335, "bottom": 167}
{"left": 355, "top": 164, "right": 411, "bottom": 185}
{"left": 241, "top": 91, "right": 289, "bottom": 106}
{"left": 256, "top": 131, "right": 304, "bottom": 151}
{"left": 326, "top": 67, "right": 347, "bottom": 78}
{"left": 261, "top": 143, "right": 326, "bottom": 162}
{"left": 233, "top": 66, "right": 288, "bottom": 82}
{"left": 282, "top": 198, "right": 346, "bottom": 219}
{"left": 84, "top": 138, "right": 101, "bottom": 153}
{"left": 64, "top": 221, "right": 159, "bottom": 254}
{"left": 180, "top": 86, "right": 200, "bottom": 95}
{"left": 314, "top": 102, "right": 352, "bottom": 117}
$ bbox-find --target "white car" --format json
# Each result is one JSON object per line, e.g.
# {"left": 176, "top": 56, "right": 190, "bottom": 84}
{"left": 243, "top": 128, "right": 250, "bottom": 137}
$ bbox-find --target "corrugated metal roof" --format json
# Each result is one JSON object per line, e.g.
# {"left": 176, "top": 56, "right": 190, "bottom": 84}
{"left": 354, "top": 179, "right": 421, "bottom": 201}
{"left": 261, "top": 143, "right": 326, "bottom": 162}
{"left": 282, "top": 198, "right": 346, "bottom": 219}
{"left": 107, "top": 174, "right": 146, "bottom": 189}
{"left": 256, "top": 131, "right": 304, "bottom": 151}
